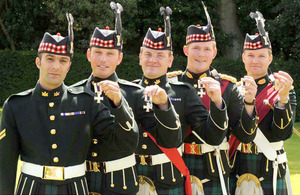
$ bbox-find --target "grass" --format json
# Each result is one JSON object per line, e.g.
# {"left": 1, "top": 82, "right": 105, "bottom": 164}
{"left": 0, "top": 109, "right": 299, "bottom": 193}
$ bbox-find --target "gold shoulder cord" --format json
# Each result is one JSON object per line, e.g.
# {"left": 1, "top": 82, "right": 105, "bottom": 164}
{"left": 154, "top": 113, "right": 181, "bottom": 131}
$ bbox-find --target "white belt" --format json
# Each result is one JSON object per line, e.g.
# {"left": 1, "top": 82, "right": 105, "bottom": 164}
{"left": 151, "top": 147, "right": 182, "bottom": 165}
{"left": 183, "top": 142, "right": 229, "bottom": 154}
{"left": 105, "top": 154, "right": 136, "bottom": 173}
{"left": 237, "top": 141, "right": 284, "bottom": 154}
{"left": 22, "top": 161, "right": 86, "bottom": 180}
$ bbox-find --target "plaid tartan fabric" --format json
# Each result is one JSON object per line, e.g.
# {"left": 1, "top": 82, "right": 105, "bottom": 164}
{"left": 90, "top": 37, "right": 114, "bottom": 48}
{"left": 137, "top": 164, "right": 185, "bottom": 195}
{"left": 183, "top": 154, "right": 229, "bottom": 195}
{"left": 142, "top": 38, "right": 164, "bottom": 49}
{"left": 15, "top": 173, "right": 89, "bottom": 195}
{"left": 86, "top": 171, "right": 103, "bottom": 193}
{"left": 244, "top": 40, "right": 264, "bottom": 49}
{"left": 231, "top": 152, "right": 288, "bottom": 195}
{"left": 38, "top": 43, "right": 67, "bottom": 54}
{"left": 186, "top": 33, "right": 212, "bottom": 44}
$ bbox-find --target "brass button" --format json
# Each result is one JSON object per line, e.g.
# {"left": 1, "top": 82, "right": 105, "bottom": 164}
{"left": 143, "top": 132, "right": 148, "bottom": 137}
{"left": 50, "top": 129, "right": 56, "bottom": 135}
{"left": 49, "top": 102, "right": 54, "bottom": 107}
{"left": 93, "top": 139, "right": 98, "bottom": 144}
{"left": 52, "top": 144, "right": 57, "bottom": 149}
{"left": 53, "top": 157, "right": 59, "bottom": 163}
{"left": 194, "top": 84, "right": 198, "bottom": 88}
{"left": 142, "top": 144, "right": 147, "bottom": 149}
{"left": 92, "top": 152, "right": 98, "bottom": 157}
{"left": 123, "top": 186, "right": 127, "bottom": 190}
{"left": 50, "top": 115, "right": 55, "bottom": 121}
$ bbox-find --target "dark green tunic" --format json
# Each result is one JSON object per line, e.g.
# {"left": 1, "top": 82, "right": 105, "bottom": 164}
{"left": 82, "top": 73, "right": 181, "bottom": 194}
{"left": 0, "top": 82, "right": 136, "bottom": 194}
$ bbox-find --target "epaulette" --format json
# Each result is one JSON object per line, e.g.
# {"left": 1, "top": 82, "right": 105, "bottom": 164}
{"left": 11, "top": 88, "right": 33, "bottom": 97}
{"left": 118, "top": 79, "right": 143, "bottom": 89}
{"left": 169, "top": 80, "right": 193, "bottom": 89}
{"left": 7, "top": 88, "right": 33, "bottom": 101}
{"left": 218, "top": 73, "right": 237, "bottom": 83}
{"left": 167, "top": 70, "right": 183, "bottom": 78}
{"left": 132, "top": 79, "right": 141, "bottom": 84}
{"left": 69, "top": 79, "right": 88, "bottom": 88}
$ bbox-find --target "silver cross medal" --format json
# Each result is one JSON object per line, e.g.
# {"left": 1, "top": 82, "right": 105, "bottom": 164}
{"left": 143, "top": 95, "right": 153, "bottom": 112}
{"left": 197, "top": 80, "right": 206, "bottom": 98}
{"left": 93, "top": 82, "right": 104, "bottom": 103}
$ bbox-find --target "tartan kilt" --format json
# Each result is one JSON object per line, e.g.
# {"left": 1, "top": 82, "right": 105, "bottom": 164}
{"left": 15, "top": 173, "right": 89, "bottom": 195}
{"left": 136, "top": 164, "right": 185, "bottom": 195}
{"left": 86, "top": 168, "right": 139, "bottom": 195}
{"left": 230, "top": 151, "right": 288, "bottom": 195}
{"left": 183, "top": 153, "right": 229, "bottom": 195}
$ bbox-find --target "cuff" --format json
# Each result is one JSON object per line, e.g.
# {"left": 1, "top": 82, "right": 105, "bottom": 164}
{"left": 209, "top": 98, "right": 228, "bottom": 131}
{"left": 240, "top": 106, "right": 258, "bottom": 135}
{"left": 110, "top": 97, "right": 135, "bottom": 131}
{"left": 273, "top": 100, "right": 293, "bottom": 129}
{"left": 153, "top": 98, "right": 181, "bottom": 131}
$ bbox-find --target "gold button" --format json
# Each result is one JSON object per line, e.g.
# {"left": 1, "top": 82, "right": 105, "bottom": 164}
{"left": 93, "top": 139, "right": 98, "bottom": 144}
{"left": 52, "top": 144, "right": 57, "bottom": 149}
{"left": 50, "top": 115, "right": 55, "bottom": 121}
{"left": 50, "top": 129, "right": 56, "bottom": 135}
{"left": 143, "top": 132, "right": 148, "bottom": 137}
{"left": 53, "top": 157, "right": 59, "bottom": 163}
{"left": 49, "top": 102, "right": 54, "bottom": 107}
{"left": 194, "top": 84, "right": 198, "bottom": 88}
{"left": 92, "top": 152, "right": 98, "bottom": 157}
{"left": 111, "top": 184, "right": 115, "bottom": 188}
{"left": 123, "top": 186, "right": 127, "bottom": 190}
{"left": 172, "top": 178, "right": 176, "bottom": 182}
{"left": 142, "top": 144, "right": 147, "bottom": 149}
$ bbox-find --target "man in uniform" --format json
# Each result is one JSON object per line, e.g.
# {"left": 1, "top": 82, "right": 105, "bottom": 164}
{"left": 134, "top": 6, "right": 231, "bottom": 195}
{"left": 229, "top": 11, "right": 296, "bottom": 195}
{"left": 0, "top": 14, "right": 138, "bottom": 194}
{"left": 167, "top": 3, "right": 259, "bottom": 194}
{"left": 74, "top": 2, "right": 181, "bottom": 195}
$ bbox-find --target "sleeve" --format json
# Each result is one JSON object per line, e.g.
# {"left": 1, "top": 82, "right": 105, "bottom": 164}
{"left": 0, "top": 100, "right": 20, "bottom": 194}
{"left": 135, "top": 91, "right": 181, "bottom": 148}
{"left": 186, "top": 87, "right": 228, "bottom": 145}
{"left": 270, "top": 89, "right": 296, "bottom": 140}
{"left": 227, "top": 84, "right": 258, "bottom": 143}
{"left": 92, "top": 98, "right": 139, "bottom": 159}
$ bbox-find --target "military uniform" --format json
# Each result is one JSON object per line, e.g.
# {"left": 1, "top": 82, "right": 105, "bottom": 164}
{"left": 229, "top": 13, "right": 296, "bottom": 195}
{"left": 135, "top": 8, "right": 229, "bottom": 192}
{"left": 167, "top": 5, "right": 258, "bottom": 194}
{"left": 82, "top": 73, "right": 181, "bottom": 195}
{"left": 83, "top": 5, "right": 181, "bottom": 194}
{"left": 0, "top": 15, "right": 138, "bottom": 195}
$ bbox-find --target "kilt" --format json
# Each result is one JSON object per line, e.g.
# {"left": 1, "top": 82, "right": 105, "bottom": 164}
{"left": 86, "top": 168, "right": 138, "bottom": 195}
{"left": 15, "top": 173, "right": 89, "bottom": 195}
{"left": 86, "top": 171, "right": 103, "bottom": 193}
{"left": 230, "top": 151, "right": 288, "bottom": 195}
{"left": 183, "top": 153, "right": 229, "bottom": 195}
{"left": 137, "top": 164, "right": 185, "bottom": 195}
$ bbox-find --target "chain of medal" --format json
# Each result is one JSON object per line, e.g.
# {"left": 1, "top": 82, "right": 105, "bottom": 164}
{"left": 93, "top": 82, "right": 104, "bottom": 103}
{"left": 197, "top": 80, "right": 206, "bottom": 98}
{"left": 143, "top": 95, "right": 153, "bottom": 112}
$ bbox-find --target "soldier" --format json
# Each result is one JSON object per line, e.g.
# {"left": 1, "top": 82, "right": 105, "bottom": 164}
{"left": 0, "top": 14, "right": 138, "bottom": 194}
{"left": 134, "top": 6, "right": 230, "bottom": 195}
{"left": 167, "top": 3, "right": 258, "bottom": 194}
{"left": 72, "top": 2, "right": 181, "bottom": 195}
{"left": 229, "top": 11, "right": 296, "bottom": 195}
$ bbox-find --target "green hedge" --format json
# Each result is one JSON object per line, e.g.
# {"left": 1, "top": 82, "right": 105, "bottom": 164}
{"left": 0, "top": 50, "right": 298, "bottom": 121}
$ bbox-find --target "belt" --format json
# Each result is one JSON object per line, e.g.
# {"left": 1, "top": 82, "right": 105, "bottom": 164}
{"left": 22, "top": 161, "right": 86, "bottom": 181}
{"left": 136, "top": 147, "right": 182, "bottom": 166}
{"left": 237, "top": 141, "right": 284, "bottom": 155}
{"left": 87, "top": 154, "right": 136, "bottom": 173}
{"left": 183, "top": 142, "right": 229, "bottom": 155}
